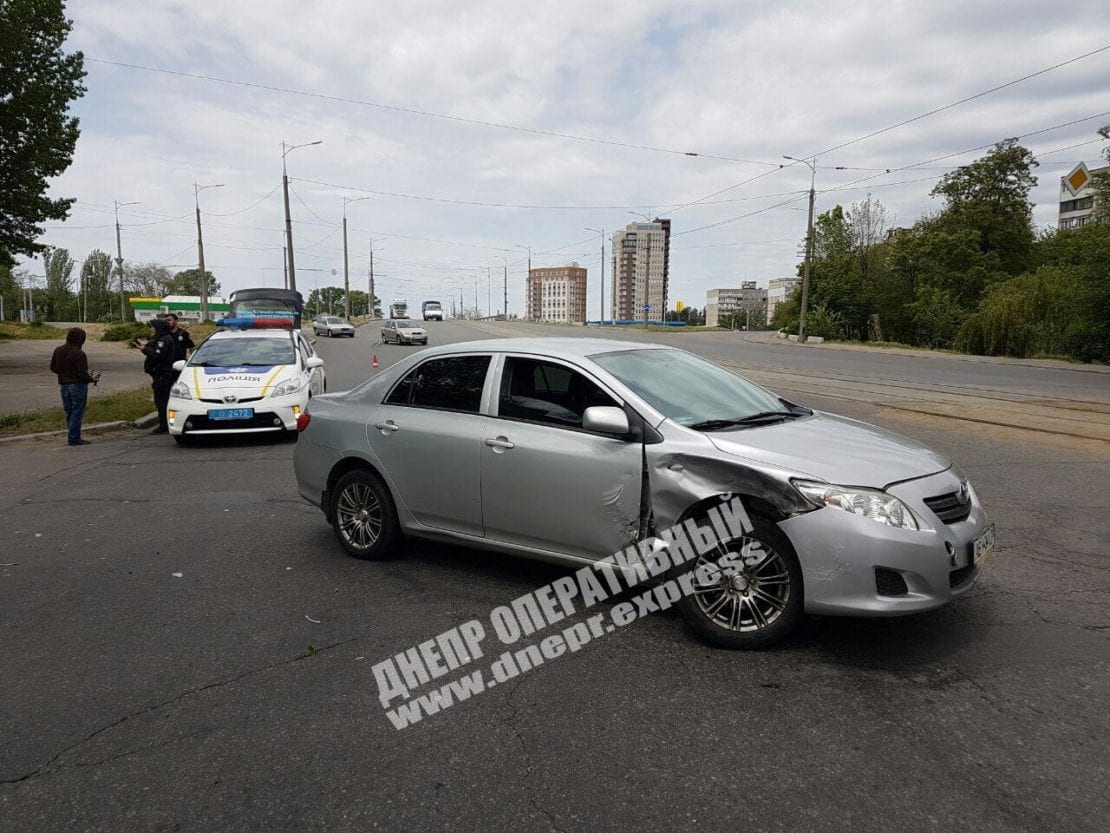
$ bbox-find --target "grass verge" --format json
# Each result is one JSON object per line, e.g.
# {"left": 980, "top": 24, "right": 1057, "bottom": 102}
{"left": 0, "top": 321, "right": 68, "bottom": 340}
{"left": 0, "top": 385, "right": 152, "bottom": 437}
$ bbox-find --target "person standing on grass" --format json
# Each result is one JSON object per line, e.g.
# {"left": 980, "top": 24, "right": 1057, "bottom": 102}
{"left": 49, "top": 328, "right": 97, "bottom": 447}
{"left": 137, "top": 319, "right": 175, "bottom": 435}
{"left": 164, "top": 313, "right": 194, "bottom": 382}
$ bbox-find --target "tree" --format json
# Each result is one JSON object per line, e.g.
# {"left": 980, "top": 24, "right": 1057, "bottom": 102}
{"left": 0, "top": 0, "right": 87, "bottom": 267}
{"left": 1092, "top": 124, "right": 1110, "bottom": 224}
{"left": 346, "top": 289, "right": 370, "bottom": 317}
{"left": 42, "top": 245, "right": 75, "bottom": 320}
{"left": 124, "top": 263, "right": 173, "bottom": 298}
{"left": 305, "top": 286, "right": 346, "bottom": 317}
{"left": 80, "top": 248, "right": 112, "bottom": 321}
{"left": 168, "top": 268, "right": 220, "bottom": 297}
{"left": 930, "top": 139, "right": 1038, "bottom": 275}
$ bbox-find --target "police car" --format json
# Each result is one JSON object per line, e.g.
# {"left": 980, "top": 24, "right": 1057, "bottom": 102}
{"left": 168, "top": 327, "right": 325, "bottom": 444}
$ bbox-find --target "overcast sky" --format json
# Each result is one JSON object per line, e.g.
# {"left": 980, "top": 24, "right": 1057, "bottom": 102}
{"left": 27, "top": 0, "right": 1110, "bottom": 317}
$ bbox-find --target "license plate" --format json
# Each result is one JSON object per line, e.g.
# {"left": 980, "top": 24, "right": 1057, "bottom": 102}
{"left": 208, "top": 408, "right": 254, "bottom": 420}
{"left": 972, "top": 524, "right": 995, "bottom": 565}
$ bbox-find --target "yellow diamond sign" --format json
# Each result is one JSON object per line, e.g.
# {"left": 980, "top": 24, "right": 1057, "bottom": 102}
{"left": 1064, "top": 163, "right": 1091, "bottom": 195}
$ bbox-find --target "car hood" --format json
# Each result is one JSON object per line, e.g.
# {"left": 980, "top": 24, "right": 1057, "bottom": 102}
{"left": 188, "top": 365, "right": 293, "bottom": 392}
{"left": 705, "top": 411, "right": 950, "bottom": 488}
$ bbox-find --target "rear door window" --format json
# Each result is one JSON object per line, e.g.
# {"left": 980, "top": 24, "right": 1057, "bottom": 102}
{"left": 385, "top": 356, "right": 491, "bottom": 413}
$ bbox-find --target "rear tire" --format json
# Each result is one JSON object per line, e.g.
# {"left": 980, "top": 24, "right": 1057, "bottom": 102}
{"left": 330, "top": 469, "right": 400, "bottom": 560}
{"left": 673, "top": 513, "right": 803, "bottom": 649}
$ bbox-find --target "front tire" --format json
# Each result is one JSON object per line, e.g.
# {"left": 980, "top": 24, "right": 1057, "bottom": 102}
{"left": 673, "top": 514, "right": 803, "bottom": 649}
{"left": 330, "top": 469, "right": 400, "bottom": 560}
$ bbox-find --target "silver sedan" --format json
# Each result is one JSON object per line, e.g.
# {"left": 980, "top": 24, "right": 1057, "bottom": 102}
{"left": 293, "top": 338, "right": 993, "bottom": 648}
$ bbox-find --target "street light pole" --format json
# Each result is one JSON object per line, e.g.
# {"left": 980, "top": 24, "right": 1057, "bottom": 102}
{"left": 114, "top": 200, "right": 140, "bottom": 321}
{"left": 585, "top": 227, "right": 605, "bottom": 325}
{"left": 784, "top": 155, "right": 817, "bottom": 343}
{"left": 281, "top": 139, "right": 323, "bottom": 294}
{"left": 194, "top": 183, "right": 223, "bottom": 322}
{"left": 516, "top": 244, "right": 531, "bottom": 319}
{"left": 342, "top": 196, "right": 371, "bottom": 319}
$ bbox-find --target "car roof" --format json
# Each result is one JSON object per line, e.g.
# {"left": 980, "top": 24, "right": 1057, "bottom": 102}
{"left": 208, "top": 329, "right": 297, "bottom": 341}
{"left": 418, "top": 337, "right": 670, "bottom": 361}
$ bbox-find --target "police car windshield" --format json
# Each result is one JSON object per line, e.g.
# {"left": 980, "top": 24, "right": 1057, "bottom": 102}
{"left": 190, "top": 338, "right": 295, "bottom": 367}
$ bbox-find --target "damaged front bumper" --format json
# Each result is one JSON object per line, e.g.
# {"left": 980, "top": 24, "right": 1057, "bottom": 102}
{"left": 778, "top": 469, "right": 989, "bottom": 616}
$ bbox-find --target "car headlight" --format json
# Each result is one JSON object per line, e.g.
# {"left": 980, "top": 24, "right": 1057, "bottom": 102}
{"left": 170, "top": 381, "right": 192, "bottom": 400}
{"left": 793, "top": 480, "right": 919, "bottom": 530}
{"left": 270, "top": 378, "right": 303, "bottom": 397}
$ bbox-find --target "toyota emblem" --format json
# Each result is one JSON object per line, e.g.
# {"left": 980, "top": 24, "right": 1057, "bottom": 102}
{"left": 223, "top": 394, "right": 238, "bottom": 404}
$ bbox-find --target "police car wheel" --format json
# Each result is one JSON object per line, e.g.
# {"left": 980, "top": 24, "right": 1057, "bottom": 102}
{"left": 331, "top": 470, "right": 399, "bottom": 560}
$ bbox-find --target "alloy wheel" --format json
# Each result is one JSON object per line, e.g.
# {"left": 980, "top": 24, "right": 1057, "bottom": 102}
{"left": 336, "top": 482, "right": 383, "bottom": 550}
{"left": 689, "top": 536, "right": 791, "bottom": 632}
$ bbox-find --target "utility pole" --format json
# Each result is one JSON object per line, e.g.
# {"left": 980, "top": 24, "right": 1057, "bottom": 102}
{"left": 195, "top": 183, "right": 223, "bottom": 322}
{"left": 114, "top": 200, "right": 139, "bottom": 321}
{"left": 784, "top": 155, "right": 817, "bottom": 343}
{"left": 487, "top": 266, "right": 491, "bottom": 318}
{"left": 585, "top": 227, "right": 605, "bottom": 324}
{"left": 369, "top": 240, "right": 376, "bottom": 317}
{"left": 281, "top": 139, "right": 323, "bottom": 293}
{"left": 503, "top": 259, "right": 507, "bottom": 319}
{"left": 283, "top": 246, "right": 288, "bottom": 289}
{"left": 342, "top": 196, "right": 371, "bottom": 319}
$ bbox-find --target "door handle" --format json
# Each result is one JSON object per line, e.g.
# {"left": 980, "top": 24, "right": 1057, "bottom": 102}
{"left": 374, "top": 420, "right": 400, "bottom": 434}
{"left": 483, "top": 436, "right": 514, "bottom": 450}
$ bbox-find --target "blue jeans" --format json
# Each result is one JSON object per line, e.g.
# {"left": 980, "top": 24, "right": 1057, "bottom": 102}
{"left": 60, "top": 383, "right": 88, "bottom": 444}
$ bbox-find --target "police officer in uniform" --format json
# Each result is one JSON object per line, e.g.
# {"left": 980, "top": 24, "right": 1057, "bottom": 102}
{"left": 138, "top": 319, "right": 176, "bottom": 435}
{"left": 164, "top": 313, "right": 194, "bottom": 382}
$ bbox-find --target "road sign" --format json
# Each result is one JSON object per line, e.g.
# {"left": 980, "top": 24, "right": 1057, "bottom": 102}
{"left": 643, "top": 304, "right": 651, "bottom": 312}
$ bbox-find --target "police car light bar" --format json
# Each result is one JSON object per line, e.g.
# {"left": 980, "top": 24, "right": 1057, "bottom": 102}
{"left": 215, "top": 316, "right": 296, "bottom": 330}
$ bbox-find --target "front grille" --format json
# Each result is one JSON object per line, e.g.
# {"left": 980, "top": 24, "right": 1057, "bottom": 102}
{"left": 198, "top": 396, "right": 263, "bottom": 404}
{"left": 875, "top": 567, "right": 908, "bottom": 597}
{"left": 185, "top": 411, "right": 284, "bottom": 431}
{"left": 949, "top": 564, "right": 976, "bottom": 589}
{"left": 923, "top": 490, "right": 971, "bottom": 524}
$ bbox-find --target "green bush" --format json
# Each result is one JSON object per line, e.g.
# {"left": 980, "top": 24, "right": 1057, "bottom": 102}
{"left": 101, "top": 322, "right": 151, "bottom": 343}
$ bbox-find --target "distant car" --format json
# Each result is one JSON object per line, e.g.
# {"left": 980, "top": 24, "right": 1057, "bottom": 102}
{"left": 293, "top": 338, "right": 993, "bottom": 649}
{"left": 381, "top": 318, "right": 428, "bottom": 345}
{"left": 313, "top": 316, "right": 355, "bottom": 338}
{"left": 168, "top": 328, "right": 325, "bottom": 444}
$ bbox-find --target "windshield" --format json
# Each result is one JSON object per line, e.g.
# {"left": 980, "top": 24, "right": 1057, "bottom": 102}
{"left": 592, "top": 349, "right": 786, "bottom": 427}
{"left": 398, "top": 322, "right": 422, "bottom": 330}
{"left": 325, "top": 317, "right": 343, "bottom": 324}
{"left": 190, "top": 337, "right": 295, "bottom": 367}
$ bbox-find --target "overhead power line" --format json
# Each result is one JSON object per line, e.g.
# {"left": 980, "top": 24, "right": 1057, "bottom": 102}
{"left": 87, "top": 57, "right": 779, "bottom": 167}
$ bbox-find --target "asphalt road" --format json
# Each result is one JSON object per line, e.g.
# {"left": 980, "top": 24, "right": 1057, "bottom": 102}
{"left": 2, "top": 320, "right": 1107, "bottom": 832}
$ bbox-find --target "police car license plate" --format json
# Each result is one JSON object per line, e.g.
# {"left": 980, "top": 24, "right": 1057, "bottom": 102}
{"left": 208, "top": 408, "right": 254, "bottom": 420}
{"left": 972, "top": 524, "right": 995, "bottom": 565}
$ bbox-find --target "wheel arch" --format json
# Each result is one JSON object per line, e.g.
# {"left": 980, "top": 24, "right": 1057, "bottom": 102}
{"left": 325, "top": 456, "right": 390, "bottom": 523}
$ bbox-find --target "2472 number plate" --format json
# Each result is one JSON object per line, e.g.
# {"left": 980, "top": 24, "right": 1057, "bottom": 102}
{"left": 208, "top": 408, "right": 254, "bottom": 420}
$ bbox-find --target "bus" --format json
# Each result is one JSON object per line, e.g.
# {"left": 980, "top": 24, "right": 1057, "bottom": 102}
{"left": 226, "top": 288, "right": 304, "bottom": 329}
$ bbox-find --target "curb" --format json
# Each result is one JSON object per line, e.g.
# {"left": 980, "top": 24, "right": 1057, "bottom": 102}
{"left": 0, "top": 411, "right": 159, "bottom": 446}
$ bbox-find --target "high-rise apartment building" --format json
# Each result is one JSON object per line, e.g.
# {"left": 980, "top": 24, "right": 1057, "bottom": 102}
{"left": 611, "top": 219, "right": 671, "bottom": 322}
{"left": 527, "top": 264, "right": 587, "bottom": 323}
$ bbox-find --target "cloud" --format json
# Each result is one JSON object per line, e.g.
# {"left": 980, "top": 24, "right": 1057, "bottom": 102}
{"left": 25, "top": 0, "right": 1110, "bottom": 318}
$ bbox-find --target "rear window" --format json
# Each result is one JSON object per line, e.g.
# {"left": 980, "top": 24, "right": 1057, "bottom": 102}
{"left": 386, "top": 356, "right": 490, "bottom": 413}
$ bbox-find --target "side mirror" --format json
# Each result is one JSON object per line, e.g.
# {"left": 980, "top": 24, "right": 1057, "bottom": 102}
{"left": 306, "top": 356, "right": 325, "bottom": 369}
{"left": 172, "top": 360, "right": 186, "bottom": 372}
{"left": 582, "top": 406, "right": 629, "bottom": 436}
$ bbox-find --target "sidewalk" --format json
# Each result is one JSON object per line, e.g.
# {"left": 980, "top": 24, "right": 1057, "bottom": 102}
{"left": 0, "top": 337, "right": 151, "bottom": 415}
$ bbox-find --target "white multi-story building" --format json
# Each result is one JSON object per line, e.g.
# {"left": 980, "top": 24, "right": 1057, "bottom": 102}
{"left": 705, "top": 282, "right": 767, "bottom": 327}
{"left": 527, "top": 265, "right": 587, "bottom": 323}
{"left": 1059, "top": 161, "right": 1107, "bottom": 230}
{"left": 611, "top": 219, "right": 671, "bottom": 322}
{"left": 766, "top": 277, "right": 801, "bottom": 322}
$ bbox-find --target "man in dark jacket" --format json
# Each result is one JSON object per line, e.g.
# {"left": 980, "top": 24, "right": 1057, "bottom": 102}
{"left": 164, "top": 313, "right": 194, "bottom": 382}
{"left": 49, "top": 328, "right": 98, "bottom": 446}
{"left": 138, "top": 319, "right": 176, "bottom": 434}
